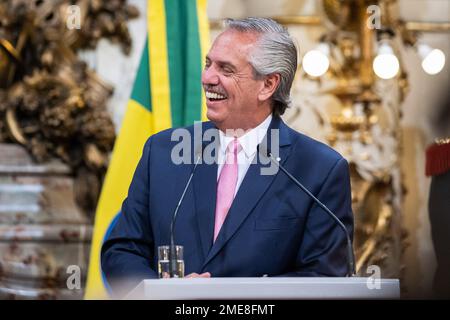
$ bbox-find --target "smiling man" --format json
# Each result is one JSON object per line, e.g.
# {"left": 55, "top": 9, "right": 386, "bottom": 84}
{"left": 101, "top": 18, "right": 354, "bottom": 294}
{"left": 203, "top": 28, "right": 278, "bottom": 132}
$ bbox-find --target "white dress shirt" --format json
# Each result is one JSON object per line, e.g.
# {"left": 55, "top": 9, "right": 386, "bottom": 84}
{"left": 217, "top": 114, "right": 272, "bottom": 196}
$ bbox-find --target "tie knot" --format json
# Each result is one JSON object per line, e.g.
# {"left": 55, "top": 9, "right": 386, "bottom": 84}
{"left": 226, "top": 138, "right": 240, "bottom": 155}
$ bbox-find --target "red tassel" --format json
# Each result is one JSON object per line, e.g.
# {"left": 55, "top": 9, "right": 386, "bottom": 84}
{"left": 426, "top": 142, "right": 450, "bottom": 176}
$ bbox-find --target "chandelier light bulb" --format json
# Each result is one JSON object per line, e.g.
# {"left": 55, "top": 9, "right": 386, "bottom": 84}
{"left": 373, "top": 43, "right": 400, "bottom": 80}
{"left": 418, "top": 44, "right": 446, "bottom": 75}
{"left": 302, "top": 43, "right": 330, "bottom": 77}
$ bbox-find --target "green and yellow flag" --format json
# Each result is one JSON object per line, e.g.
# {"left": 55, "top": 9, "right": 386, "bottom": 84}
{"left": 85, "top": 0, "right": 210, "bottom": 299}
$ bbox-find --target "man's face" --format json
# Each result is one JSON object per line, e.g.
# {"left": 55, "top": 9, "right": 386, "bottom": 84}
{"left": 202, "top": 29, "right": 267, "bottom": 131}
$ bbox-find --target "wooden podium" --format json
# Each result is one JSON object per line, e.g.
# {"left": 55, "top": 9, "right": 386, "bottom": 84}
{"left": 125, "top": 277, "right": 400, "bottom": 299}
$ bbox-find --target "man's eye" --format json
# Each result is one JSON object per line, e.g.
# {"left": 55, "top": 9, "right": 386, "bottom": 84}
{"left": 223, "top": 67, "right": 233, "bottom": 74}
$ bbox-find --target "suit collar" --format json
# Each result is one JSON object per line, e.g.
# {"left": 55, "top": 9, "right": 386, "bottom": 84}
{"left": 199, "top": 115, "right": 291, "bottom": 148}
{"left": 218, "top": 114, "right": 273, "bottom": 159}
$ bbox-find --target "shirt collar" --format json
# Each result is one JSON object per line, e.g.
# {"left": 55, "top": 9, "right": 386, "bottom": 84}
{"left": 219, "top": 114, "right": 272, "bottom": 159}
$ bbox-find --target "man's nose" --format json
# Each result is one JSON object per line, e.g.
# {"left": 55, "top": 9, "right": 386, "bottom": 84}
{"left": 202, "top": 66, "right": 219, "bottom": 85}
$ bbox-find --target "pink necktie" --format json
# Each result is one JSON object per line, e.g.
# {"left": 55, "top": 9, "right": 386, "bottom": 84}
{"left": 213, "top": 138, "right": 239, "bottom": 242}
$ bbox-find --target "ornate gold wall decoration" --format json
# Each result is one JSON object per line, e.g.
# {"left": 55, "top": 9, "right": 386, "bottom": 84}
{"left": 0, "top": 0, "right": 139, "bottom": 299}
{"left": 0, "top": 0, "right": 138, "bottom": 218}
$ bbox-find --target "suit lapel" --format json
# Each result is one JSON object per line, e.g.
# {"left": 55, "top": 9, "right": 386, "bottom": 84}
{"left": 193, "top": 122, "right": 219, "bottom": 260}
{"left": 201, "top": 116, "right": 292, "bottom": 269}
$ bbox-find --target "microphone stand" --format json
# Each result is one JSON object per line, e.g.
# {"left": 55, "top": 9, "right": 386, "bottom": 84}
{"left": 169, "top": 153, "right": 202, "bottom": 277}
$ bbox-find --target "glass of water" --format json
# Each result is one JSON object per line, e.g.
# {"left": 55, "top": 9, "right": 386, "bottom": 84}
{"left": 158, "top": 245, "right": 185, "bottom": 278}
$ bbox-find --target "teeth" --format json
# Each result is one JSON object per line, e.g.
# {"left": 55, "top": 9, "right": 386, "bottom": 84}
{"left": 206, "top": 91, "right": 226, "bottom": 100}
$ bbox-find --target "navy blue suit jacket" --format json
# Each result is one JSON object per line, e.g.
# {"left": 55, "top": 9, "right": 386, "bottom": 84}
{"left": 101, "top": 116, "right": 354, "bottom": 293}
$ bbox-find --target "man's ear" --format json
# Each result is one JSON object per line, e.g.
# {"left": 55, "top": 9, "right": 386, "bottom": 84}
{"left": 258, "top": 73, "right": 281, "bottom": 102}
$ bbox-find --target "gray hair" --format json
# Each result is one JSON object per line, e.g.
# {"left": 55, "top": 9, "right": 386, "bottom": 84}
{"left": 223, "top": 17, "right": 298, "bottom": 116}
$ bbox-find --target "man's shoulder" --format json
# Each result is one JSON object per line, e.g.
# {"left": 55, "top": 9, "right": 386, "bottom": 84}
{"left": 145, "top": 121, "right": 214, "bottom": 146}
{"left": 284, "top": 123, "right": 344, "bottom": 165}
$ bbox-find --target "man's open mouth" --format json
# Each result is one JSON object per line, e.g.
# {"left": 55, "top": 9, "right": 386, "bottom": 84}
{"left": 205, "top": 91, "right": 227, "bottom": 101}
